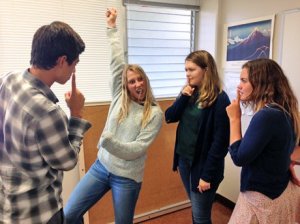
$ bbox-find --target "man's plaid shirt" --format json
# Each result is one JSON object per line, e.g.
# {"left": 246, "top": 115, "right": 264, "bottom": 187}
{"left": 0, "top": 70, "right": 91, "bottom": 223}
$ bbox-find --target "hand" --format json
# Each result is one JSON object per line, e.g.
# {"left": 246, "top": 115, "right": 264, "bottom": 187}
{"left": 291, "top": 145, "right": 300, "bottom": 163}
{"left": 65, "top": 73, "right": 85, "bottom": 118}
{"left": 106, "top": 8, "right": 117, "bottom": 28}
{"left": 290, "top": 161, "right": 300, "bottom": 187}
{"left": 226, "top": 90, "right": 242, "bottom": 122}
{"left": 182, "top": 85, "right": 195, "bottom": 96}
{"left": 197, "top": 179, "right": 211, "bottom": 193}
{"left": 100, "top": 131, "right": 113, "bottom": 148}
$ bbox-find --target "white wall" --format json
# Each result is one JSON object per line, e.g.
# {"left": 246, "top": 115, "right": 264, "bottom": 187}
{"left": 197, "top": 0, "right": 219, "bottom": 56}
{"left": 217, "top": 0, "right": 300, "bottom": 64}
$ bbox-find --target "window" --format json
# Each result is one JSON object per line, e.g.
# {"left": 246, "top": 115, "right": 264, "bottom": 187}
{"left": 126, "top": 4, "right": 197, "bottom": 98}
{"left": 0, "top": 0, "right": 123, "bottom": 111}
{"left": 0, "top": 0, "right": 198, "bottom": 109}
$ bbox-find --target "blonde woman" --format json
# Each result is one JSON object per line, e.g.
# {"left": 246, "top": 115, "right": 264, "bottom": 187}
{"left": 226, "top": 58, "right": 300, "bottom": 223}
{"left": 64, "top": 8, "right": 163, "bottom": 224}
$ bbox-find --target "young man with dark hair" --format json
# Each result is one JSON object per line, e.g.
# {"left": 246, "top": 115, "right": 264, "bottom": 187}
{"left": 0, "top": 21, "right": 91, "bottom": 224}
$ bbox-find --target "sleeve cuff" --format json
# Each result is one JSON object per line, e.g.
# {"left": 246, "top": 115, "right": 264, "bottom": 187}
{"left": 69, "top": 117, "right": 92, "bottom": 133}
{"left": 228, "top": 139, "right": 241, "bottom": 153}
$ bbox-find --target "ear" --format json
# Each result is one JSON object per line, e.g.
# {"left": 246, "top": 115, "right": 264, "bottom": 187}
{"left": 56, "top": 55, "right": 67, "bottom": 67}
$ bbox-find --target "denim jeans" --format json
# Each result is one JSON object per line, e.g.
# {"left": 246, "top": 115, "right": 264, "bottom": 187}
{"left": 178, "top": 156, "right": 218, "bottom": 224}
{"left": 64, "top": 159, "right": 142, "bottom": 224}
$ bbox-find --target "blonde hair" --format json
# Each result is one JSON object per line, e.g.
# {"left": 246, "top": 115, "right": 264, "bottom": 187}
{"left": 242, "top": 58, "right": 300, "bottom": 143}
{"left": 185, "top": 50, "right": 221, "bottom": 108}
{"left": 118, "top": 64, "right": 159, "bottom": 128}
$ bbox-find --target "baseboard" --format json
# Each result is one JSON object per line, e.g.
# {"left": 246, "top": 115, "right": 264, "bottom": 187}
{"left": 132, "top": 200, "right": 191, "bottom": 223}
{"left": 111, "top": 194, "right": 234, "bottom": 224}
{"left": 215, "top": 193, "right": 235, "bottom": 210}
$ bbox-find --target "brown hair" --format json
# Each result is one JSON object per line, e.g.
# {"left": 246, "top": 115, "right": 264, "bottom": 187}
{"left": 242, "top": 58, "right": 300, "bottom": 142}
{"left": 30, "top": 21, "right": 85, "bottom": 69}
{"left": 185, "top": 50, "right": 221, "bottom": 108}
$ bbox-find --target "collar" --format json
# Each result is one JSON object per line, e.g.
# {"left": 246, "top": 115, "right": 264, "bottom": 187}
{"left": 23, "top": 69, "right": 59, "bottom": 104}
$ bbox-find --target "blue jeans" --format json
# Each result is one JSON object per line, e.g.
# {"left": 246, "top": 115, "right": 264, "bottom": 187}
{"left": 64, "top": 159, "right": 142, "bottom": 224}
{"left": 178, "top": 156, "right": 218, "bottom": 224}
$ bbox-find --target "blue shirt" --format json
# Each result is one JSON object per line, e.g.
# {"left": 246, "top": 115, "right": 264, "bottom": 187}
{"left": 229, "top": 104, "right": 295, "bottom": 199}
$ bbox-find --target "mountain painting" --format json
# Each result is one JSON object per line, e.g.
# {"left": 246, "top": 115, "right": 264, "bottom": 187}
{"left": 226, "top": 19, "right": 272, "bottom": 61}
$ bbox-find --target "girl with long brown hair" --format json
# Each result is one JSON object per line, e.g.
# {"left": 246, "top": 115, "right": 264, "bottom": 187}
{"left": 165, "top": 50, "right": 230, "bottom": 224}
{"left": 226, "top": 58, "right": 300, "bottom": 223}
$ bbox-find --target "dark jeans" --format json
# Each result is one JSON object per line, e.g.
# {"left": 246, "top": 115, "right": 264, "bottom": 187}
{"left": 178, "top": 156, "right": 219, "bottom": 224}
{"left": 47, "top": 208, "right": 65, "bottom": 224}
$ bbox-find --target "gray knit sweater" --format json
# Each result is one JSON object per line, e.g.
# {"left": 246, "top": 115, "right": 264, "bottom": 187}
{"left": 97, "top": 28, "right": 163, "bottom": 183}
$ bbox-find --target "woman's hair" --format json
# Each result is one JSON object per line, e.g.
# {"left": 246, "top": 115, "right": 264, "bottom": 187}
{"left": 118, "top": 64, "right": 158, "bottom": 128}
{"left": 242, "top": 58, "right": 300, "bottom": 141}
{"left": 185, "top": 50, "right": 221, "bottom": 108}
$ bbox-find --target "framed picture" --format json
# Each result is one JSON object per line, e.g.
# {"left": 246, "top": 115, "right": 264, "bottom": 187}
{"left": 223, "top": 15, "right": 275, "bottom": 69}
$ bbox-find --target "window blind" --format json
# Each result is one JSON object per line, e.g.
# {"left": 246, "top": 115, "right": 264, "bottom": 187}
{"left": 126, "top": 4, "right": 196, "bottom": 98}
